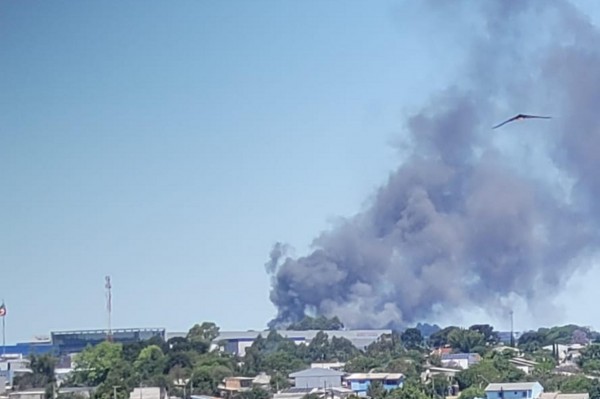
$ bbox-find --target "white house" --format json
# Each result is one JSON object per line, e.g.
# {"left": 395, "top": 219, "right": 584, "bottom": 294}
{"left": 485, "top": 382, "right": 544, "bottom": 399}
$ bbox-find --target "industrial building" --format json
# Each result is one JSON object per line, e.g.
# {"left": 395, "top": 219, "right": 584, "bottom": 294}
{"left": 1, "top": 328, "right": 165, "bottom": 357}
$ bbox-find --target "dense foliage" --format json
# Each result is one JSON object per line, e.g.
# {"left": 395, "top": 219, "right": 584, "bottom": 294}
{"left": 15, "top": 318, "right": 600, "bottom": 399}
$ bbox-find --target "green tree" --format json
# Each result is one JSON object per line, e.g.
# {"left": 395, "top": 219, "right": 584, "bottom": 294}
{"left": 455, "top": 358, "right": 525, "bottom": 390}
{"left": 366, "top": 332, "right": 404, "bottom": 358}
{"left": 187, "top": 322, "right": 220, "bottom": 353}
{"left": 518, "top": 331, "right": 546, "bottom": 353}
{"left": 367, "top": 380, "right": 386, "bottom": 399}
{"left": 134, "top": 345, "right": 167, "bottom": 384}
{"left": 579, "top": 344, "right": 600, "bottom": 373}
{"left": 448, "top": 329, "right": 486, "bottom": 354}
{"left": 71, "top": 341, "right": 124, "bottom": 386}
{"left": 401, "top": 328, "right": 424, "bottom": 350}
{"left": 589, "top": 379, "right": 600, "bottom": 399}
{"left": 469, "top": 325, "right": 499, "bottom": 345}
{"left": 561, "top": 375, "right": 594, "bottom": 393}
{"left": 387, "top": 381, "right": 429, "bottom": 399}
{"left": 344, "top": 356, "right": 381, "bottom": 373}
{"left": 458, "top": 387, "right": 485, "bottom": 399}
{"left": 287, "top": 315, "right": 345, "bottom": 331}
{"left": 429, "top": 327, "right": 460, "bottom": 348}
{"left": 236, "top": 387, "right": 270, "bottom": 399}
{"left": 308, "top": 331, "right": 331, "bottom": 362}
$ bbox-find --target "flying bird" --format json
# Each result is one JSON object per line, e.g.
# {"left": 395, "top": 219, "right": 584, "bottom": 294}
{"left": 492, "top": 114, "right": 552, "bottom": 129}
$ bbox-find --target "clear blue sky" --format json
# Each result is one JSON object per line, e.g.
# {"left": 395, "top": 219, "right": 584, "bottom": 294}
{"left": 2, "top": 1, "right": 600, "bottom": 343}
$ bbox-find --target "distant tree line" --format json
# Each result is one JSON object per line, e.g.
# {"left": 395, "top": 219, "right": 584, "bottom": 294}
{"left": 13, "top": 317, "right": 600, "bottom": 399}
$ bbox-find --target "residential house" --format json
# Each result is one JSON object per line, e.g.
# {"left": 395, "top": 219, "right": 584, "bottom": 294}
{"left": 509, "top": 358, "right": 538, "bottom": 375}
{"left": 129, "top": 387, "right": 164, "bottom": 399}
{"left": 218, "top": 374, "right": 272, "bottom": 396}
{"left": 252, "top": 373, "right": 271, "bottom": 390}
{"left": 289, "top": 368, "right": 344, "bottom": 389}
{"left": 441, "top": 353, "right": 481, "bottom": 370}
{"left": 543, "top": 344, "right": 585, "bottom": 364}
{"left": 431, "top": 346, "right": 453, "bottom": 357}
{"left": 219, "top": 377, "right": 254, "bottom": 395}
{"left": 57, "top": 387, "right": 95, "bottom": 398}
{"left": 485, "top": 382, "right": 544, "bottom": 399}
{"left": 8, "top": 390, "right": 45, "bottom": 399}
{"left": 274, "top": 387, "right": 353, "bottom": 399}
{"left": 344, "top": 373, "right": 404, "bottom": 396}
{"left": 540, "top": 393, "right": 589, "bottom": 399}
{"left": 421, "top": 367, "right": 460, "bottom": 382}
{"left": 0, "top": 357, "right": 31, "bottom": 387}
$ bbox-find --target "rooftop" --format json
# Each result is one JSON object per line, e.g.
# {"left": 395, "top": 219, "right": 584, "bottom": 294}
{"left": 541, "top": 394, "right": 589, "bottom": 399}
{"left": 289, "top": 368, "right": 345, "bottom": 378}
{"left": 485, "top": 382, "right": 541, "bottom": 392}
{"left": 441, "top": 353, "right": 480, "bottom": 360}
{"left": 345, "top": 373, "right": 403, "bottom": 380}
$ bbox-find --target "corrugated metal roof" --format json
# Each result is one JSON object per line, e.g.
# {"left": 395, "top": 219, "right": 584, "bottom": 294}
{"left": 289, "top": 368, "right": 345, "bottom": 378}
{"left": 280, "top": 388, "right": 313, "bottom": 394}
{"left": 485, "top": 383, "right": 540, "bottom": 392}
{"left": 441, "top": 353, "right": 479, "bottom": 360}
{"left": 345, "top": 373, "right": 403, "bottom": 380}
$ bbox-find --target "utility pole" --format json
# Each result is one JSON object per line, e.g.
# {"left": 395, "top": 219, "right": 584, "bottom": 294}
{"left": 105, "top": 276, "right": 112, "bottom": 342}
{"left": 113, "top": 386, "right": 120, "bottom": 399}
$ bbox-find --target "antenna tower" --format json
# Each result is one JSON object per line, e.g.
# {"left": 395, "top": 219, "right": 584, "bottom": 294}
{"left": 105, "top": 276, "right": 112, "bottom": 342}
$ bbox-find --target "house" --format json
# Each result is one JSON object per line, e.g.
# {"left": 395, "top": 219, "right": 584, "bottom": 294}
{"left": 57, "top": 387, "right": 95, "bottom": 398}
{"left": 129, "top": 387, "right": 164, "bottom": 399}
{"left": 509, "top": 358, "right": 538, "bottom": 375}
{"left": 274, "top": 387, "right": 353, "bottom": 399}
{"left": 8, "top": 390, "right": 45, "bottom": 399}
{"left": 344, "top": 373, "right": 404, "bottom": 396}
{"left": 0, "top": 357, "right": 32, "bottom": 387}
{"left": 431, "top": 346, "right": 453, "bottom": 357}
{"left": 421, "top": 367, "right": 460, "bottom": 382}
{"left": 218, "top": 374, "right": 272, "bottom": 395}
{"left": 441, "top": 353, "right": 481, "bottom": 369}
{"left": 543, "top": 344, "right": 585, "bottom": 364}
{"left": 252, "top": 373, "right": 271, "bottom": 390}
{"left": 540, "top": 393, "right": 589, "bottom": 399}
{"left": 289, "top": 368, "right": 344, "bottom": 389}
{"left": 219, "top": 377, "right": 255, "bottom": 394}
{"left": 485, "top": 382, "right": 544, "bottom": 399}
{"left": 540, "top": 392, "right": 590, "bottom": 399}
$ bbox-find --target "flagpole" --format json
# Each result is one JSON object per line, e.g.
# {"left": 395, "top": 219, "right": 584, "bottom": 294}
{"left": 2, "top": 300, "right": 5, "bottom": 358}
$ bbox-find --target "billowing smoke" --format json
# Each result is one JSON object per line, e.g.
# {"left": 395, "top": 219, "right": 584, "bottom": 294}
{"left": 266, "top": 0, "right": 600, "bottom": 329}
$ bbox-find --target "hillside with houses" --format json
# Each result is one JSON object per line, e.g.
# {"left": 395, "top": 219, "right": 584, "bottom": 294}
{"left": 2, "top": 318, "right": 600, "bottom": 399}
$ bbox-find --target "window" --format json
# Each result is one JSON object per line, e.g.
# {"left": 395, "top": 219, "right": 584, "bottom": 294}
{"left": 522, "top": 392, "right": 527, "bottom": 398}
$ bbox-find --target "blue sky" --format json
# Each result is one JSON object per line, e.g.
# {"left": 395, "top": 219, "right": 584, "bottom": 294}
{"left": 2, "top": 1, "right": 600, "bottom": 343}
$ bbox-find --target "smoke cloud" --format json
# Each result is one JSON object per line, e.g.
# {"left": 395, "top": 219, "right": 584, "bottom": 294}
{"left": 266, "top": 0, "right": 600, "bottom": 329}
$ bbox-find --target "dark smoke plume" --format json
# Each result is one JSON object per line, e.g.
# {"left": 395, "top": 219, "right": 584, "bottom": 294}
{"left": 266, "top": 0, "right": 600, "bottom": 329}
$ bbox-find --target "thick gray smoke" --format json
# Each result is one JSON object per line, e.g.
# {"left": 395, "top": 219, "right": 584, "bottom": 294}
{"left": 266, "top": 0, "right": 600, "bottom": 329}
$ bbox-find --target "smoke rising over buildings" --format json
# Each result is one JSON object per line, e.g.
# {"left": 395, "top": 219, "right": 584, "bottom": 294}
{"left": 266, "top": 0, "right": 600, "bottom": 329}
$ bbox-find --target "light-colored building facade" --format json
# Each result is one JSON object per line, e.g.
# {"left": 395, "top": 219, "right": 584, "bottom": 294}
{"left": 485, "top": 382, "right": 544, "bottom": 399}
{"left": 290, "top": 368, "right": 344, "bottom": 389}
{"left": 440, "top": 353, "right": 480, "bottom": 369}
{"left": 345, "top": 373, "right": 404, "bottom": 396}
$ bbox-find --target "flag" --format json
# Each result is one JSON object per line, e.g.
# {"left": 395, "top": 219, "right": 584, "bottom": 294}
{"left": 0, "top": 303, "right": 5, "bottom": 317}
